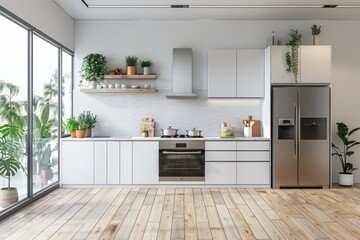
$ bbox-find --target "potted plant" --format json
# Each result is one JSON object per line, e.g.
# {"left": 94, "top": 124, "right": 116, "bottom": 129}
{"left": 0, "top": 124, "right": 26, "bottom": 208}
{"left": 140, "top": 60, "right": 152, "bottom": 75}
{"left": 125, "top": 56, "right": 138, "bottom": 75}
{"left": 80, "top": 53, "right": 108, "bottom": 88}
{"left": 332, "top": 122, "right": 360, "bottom": 186}
{"left": 76, "top": 118, "right": 87, "bottom": 138}
{"left": 311, "top": 24, "right": 321, "bottom": 45}
{"left": 285, "top": 29, "right": 302, "bottom": 86}
{"left": 66, "top": 117, "right": 79, "bottom": 138}
{"left": 38, "top": 144, "right": 57, "bottom": 185}
{"left": 142, "top": 129, "right": 149, "bottom": 137}
{"left": 78, "top": 111, "right": 97, "bottom": 137}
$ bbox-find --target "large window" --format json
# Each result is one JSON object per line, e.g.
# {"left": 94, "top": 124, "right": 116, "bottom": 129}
{"left": 0, "top": 10, "right": 73, "bottom": 215}
{"left": 0, "top": 14, "right": 28, "bottom": 210}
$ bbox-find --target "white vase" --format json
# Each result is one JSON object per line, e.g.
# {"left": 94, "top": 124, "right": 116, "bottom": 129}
{"left": 143, "top": 67, "right": 150, "bottom": 75}
{"left": 313, "top": 35, "right": 320, "bottom": 45}
{"left": 338, "top": 173, "right": 353, "bottom": 187}
{"left": 89, "top": 83, "right": 97, "bottom": 89}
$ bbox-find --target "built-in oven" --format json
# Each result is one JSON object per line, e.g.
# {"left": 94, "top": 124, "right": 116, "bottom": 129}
{"left": 159, "top": 141, "right": 205, "bottom": 181}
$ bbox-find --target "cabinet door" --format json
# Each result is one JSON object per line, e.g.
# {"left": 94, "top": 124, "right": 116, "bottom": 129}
{"left": 205, "top": 141, "right": 236, "bottom": 151}
{"left": 300, "top": 46, "right": 331, "bottom": 84}
{"left": 237, "top": 49, "right": 264, "bottom": 98}
{"left": 133, "top": 141, "right": 159, "bottom": 184}
{"left": 121, "top": 141, "right": 133, "bottom": 184}
{"left": 205, "top": 151, "right": 237, "bottom": 161}
{"left": 270, "top": 46, "right": 293, "bottom": 83}
{"left": 237, "top": 151, "right": 270, "bottom": 162}
{"left": 62, "top": 141, "right": 94, "bottom": 185}
{"left": 108, "top": 141, "right": 120, "bottom": 184}
{"left": 94, "top": 141, "right": 107, "bottom": 184}
{"left": 208, "top": 50, "right": 237, "bottom": 97}
{"left": 237, "top": 162, "right": 270, "bottom": 185}
{"left": 205, "top": 162, "right": 236, "bottom": 184}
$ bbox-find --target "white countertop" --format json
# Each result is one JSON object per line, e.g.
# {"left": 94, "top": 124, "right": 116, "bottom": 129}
{"left": 61, "top": 136, "right": 269, "bottom": 141}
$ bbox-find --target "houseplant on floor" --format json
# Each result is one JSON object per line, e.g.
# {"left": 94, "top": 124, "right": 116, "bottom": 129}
{"left": 66, "top": 117, "right": 79, "bottom": 138}
{"left": 332, "top": 122, "right": 360, "bottom": 186}
{"left": 78, "top": 111, "right": 97, "bottom": 137}
{"left": 0, "top": 124, "right": 26, "bottom": 208}
{"left": 140, "top": 60, "right": 152, "bottom": 75}
{"left": 80, "top": 53, "right": 108, "bottom": 88}
{"left": 125, "top": 56, "right": 138, "bottom": 75}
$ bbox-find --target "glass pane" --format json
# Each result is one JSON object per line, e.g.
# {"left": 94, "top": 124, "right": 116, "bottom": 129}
{"left": 62, "top": 51, "right": 73, "bottom": 134}
{"left": 33, "top": 35, "right": 59, "bottom": 193}
{"left": 0, "top": 15, "right": 28, "bottom": 211}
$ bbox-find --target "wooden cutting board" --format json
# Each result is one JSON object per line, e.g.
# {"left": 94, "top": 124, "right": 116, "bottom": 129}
{"left": 252, "top": 120, "right": 261, "bottom": 137}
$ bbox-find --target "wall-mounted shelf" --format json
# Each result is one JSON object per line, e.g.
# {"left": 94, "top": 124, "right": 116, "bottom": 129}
{"left": 104, "top": 74, "right": 157, "bottom": 80}
{"left": 80, "top": 88, "right": 157, "bottom": 93}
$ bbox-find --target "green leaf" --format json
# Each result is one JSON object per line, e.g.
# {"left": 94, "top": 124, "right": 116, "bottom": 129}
{"left": 40, "top": 103, "right": 50, "bottom": 124}
{"left": 349, "top": 127, "right": 360, "bottom": 136}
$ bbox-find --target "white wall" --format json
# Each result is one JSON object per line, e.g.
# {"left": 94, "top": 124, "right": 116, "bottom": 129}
{"left": 74, "top": 20, "right": 360, "bottom": 183}
{"left": 0, "top": 0, "right": 74, "bottom": 50}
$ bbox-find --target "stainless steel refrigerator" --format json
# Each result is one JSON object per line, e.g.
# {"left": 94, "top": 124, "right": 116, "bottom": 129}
{"left": 272, "top": 85, "right": 330, "bottom": 188}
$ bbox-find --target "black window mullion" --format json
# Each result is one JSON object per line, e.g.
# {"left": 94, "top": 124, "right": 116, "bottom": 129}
{"left": 27, "top": 30, "right": 34, "bottom": 198}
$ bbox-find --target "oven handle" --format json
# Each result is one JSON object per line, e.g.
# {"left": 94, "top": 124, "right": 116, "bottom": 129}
{"left": 162, "top": 151, "right": 203, "bottom": 155}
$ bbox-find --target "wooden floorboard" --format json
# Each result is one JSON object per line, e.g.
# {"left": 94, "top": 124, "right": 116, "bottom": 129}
{"left": 1, "top": 186, "right": 360, "bottom": 240}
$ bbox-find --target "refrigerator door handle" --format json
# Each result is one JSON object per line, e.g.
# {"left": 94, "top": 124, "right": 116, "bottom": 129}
{"left": 294, "top": 102, "right": 297, "bottom": 160}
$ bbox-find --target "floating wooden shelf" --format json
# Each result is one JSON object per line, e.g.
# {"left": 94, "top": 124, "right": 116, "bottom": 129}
{"left": 104, "top": 74, "right": 157, "bottom": 80}
{"left": 80, "top": 88, "right": 157, "bottom": 93}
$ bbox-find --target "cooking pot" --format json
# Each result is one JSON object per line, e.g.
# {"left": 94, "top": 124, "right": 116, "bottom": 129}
{"left": 161, "top": 126, "right": 179, "bottom": 136}
{"left": 186, "top": 128, "right": 202, "bottom": 137}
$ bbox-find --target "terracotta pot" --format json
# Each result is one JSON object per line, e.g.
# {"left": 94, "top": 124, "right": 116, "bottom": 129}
{"left": 85, "top": 128, "right": 92, "bottom": 138}
{"left": 76, "top": 130, "right": 86, "bottom": 138}
{"left": 0, "top": 188, "right": 19, "bottom": 208}
{"left": 40, "top": 169, "right": 54, "bottom": 185}
{"left": 70, "top": 130, "right": 77, "bottom": 138}
{"left": 127, "top": 66, "right": 136, "bottom": 75}
{"left": 339, "top": 173, "right": 353, "bottom": 187}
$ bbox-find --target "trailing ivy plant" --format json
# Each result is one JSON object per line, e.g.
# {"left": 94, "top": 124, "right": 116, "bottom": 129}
{"left": 80, "top": 53, "right": 107, "bottom": 86}
{"left": 285, "top": 29, "right": 302, "bottom": 86}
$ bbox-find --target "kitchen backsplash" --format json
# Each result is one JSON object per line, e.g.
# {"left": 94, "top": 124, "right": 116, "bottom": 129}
{"left": 74, "top": 89, "right": 262, "bottom": 137}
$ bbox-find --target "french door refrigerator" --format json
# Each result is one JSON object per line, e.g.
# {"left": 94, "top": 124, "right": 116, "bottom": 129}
{"left": 272, "top": 85, "right": 330, "bottom": 188}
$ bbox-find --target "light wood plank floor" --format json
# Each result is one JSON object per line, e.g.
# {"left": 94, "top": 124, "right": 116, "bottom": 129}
{"left": 1, "top": 186, "right": 360, "bottom": 239}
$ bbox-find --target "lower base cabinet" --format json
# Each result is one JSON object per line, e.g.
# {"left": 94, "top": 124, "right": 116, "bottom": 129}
{"left": 133, "top": 141, "right": 159, "bottom": 184}
{"left": 62, "top": 141, "right": 94, "bottom": 185}
{"left": 237, "top": 162, "right": 270, "bottom": 185}
{"left": 205, "top": 162, "right": 237, "bottom": 184}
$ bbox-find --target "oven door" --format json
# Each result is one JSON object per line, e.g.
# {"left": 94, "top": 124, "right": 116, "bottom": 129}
{"left": 159, "top": 150, "right": 205, "bottom": 181}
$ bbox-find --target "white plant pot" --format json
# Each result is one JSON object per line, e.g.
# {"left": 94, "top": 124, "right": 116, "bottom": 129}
{"left": 313, "top": 35, "right": 320, "bottom": 45}
{"left": 143, "top": 67, "right": 150, "bottom": 75}
{"left": 338, "top": 173, "right": 353, "bottom": 187}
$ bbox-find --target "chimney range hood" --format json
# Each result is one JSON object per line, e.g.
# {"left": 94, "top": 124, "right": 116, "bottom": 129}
{"left": 166, "top": 48, "right": 198, "bottom": 99}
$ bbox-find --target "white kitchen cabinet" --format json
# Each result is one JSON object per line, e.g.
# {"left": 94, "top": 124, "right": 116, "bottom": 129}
{"left": 300, "top": 46, "right": 331, "bottom": 84}
{"left": 205, "top": 141, "right": 236, "bottom": 151}
{"left": 62, "top": 141, "right": 94, "bottom": 185}
{"left": 208, "top": 50, "right": 237, "bottom": 98}
{"left": 237, "top": 141, "right": 270, "bottom": 151}
{"left": 269, "top": 45, "right": 332, "bottom": 84}
{"left": 94, "top": 141, "right": 107, "bottom": 184}
{"left": 205, "top": 151, "right": 237, "bottom": 161}
{"left": 237, "top": 49, "right": 265, "bottom": 98}
{"left": 108, "top": 141, "right": 120, "bottom": 184}
{"left": 133, "top": 141, "right": 159, "bottom": 184}
{"left": 205, "top": 162, "right": 237, "bottom": 184}
{"left": 237, "top": 151, "right": 270, "bottom": 161}
{"left": 237, "top": 162, "right": 270, "bottom": 185}
{"left": 208, "top": 49, "right": 265, "bottom": 98}
{"left": 120, "top": 141, "right": 133, "bottom": 184}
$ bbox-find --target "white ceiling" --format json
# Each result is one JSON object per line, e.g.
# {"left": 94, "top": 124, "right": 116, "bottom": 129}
{"left": 54, "top": 0, "right": 360, "bottom": 20}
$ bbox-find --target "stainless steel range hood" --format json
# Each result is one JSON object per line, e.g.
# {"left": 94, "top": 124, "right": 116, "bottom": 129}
{"left": 166, "top": 48, "right": 198, "bottom": 99}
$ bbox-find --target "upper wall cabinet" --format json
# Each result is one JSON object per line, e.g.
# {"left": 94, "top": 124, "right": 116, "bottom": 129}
{"left": 208, "top": 49, "right": 264, "bottom": 98}
{"left": 269, "top": 46, "right": 332, "bottom": 84}
{"left": 208, "top": 50, "right": 237, "bottom": 98}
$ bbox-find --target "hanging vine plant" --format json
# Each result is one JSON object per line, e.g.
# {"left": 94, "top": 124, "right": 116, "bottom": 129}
{"left": 285, "top": 29, "right": 302, "bottom": 85}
